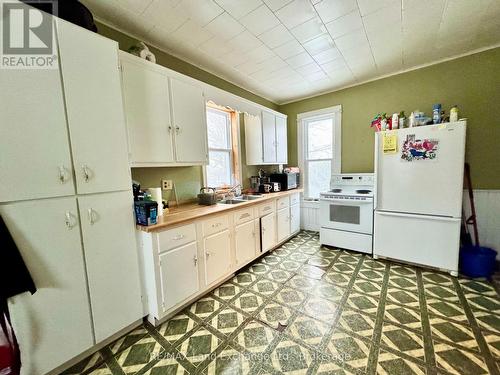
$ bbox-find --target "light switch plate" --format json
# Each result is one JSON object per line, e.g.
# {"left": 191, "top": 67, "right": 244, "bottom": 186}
{"left": 162, "top": 179, "right": 173, "bottom": 190}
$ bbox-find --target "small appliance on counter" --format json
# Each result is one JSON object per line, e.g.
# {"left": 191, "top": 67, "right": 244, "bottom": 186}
{"left": 270, "top": 171, "right": 299, "bottom": 191}
{"left": 319, "top": 174, "right": 375, "bottom": 254}
{"left": 251, "top": 169, "right": 273, "bottom": 193}
{"left": 197, "top": 187, "right": 217, "bottom": 206}
{"left": 134, "top": 201, "right": 158, "bottom": 226}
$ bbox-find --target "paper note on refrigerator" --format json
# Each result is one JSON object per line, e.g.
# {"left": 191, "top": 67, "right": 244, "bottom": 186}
{"left": 383, "top": 133, "right": 398, "bottom": 154}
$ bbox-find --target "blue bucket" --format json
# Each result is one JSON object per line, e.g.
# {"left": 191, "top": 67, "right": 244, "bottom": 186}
{"left": 459, "top": 245, "right": 497, "bottom": 278}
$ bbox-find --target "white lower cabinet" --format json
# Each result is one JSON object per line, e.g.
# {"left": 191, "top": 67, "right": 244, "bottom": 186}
{"left": 1, "top": 198, "right": 94, "bottom": 375}
{"left": 290, "top": 203, "right": 300, "bottom": 233}
{"left": 277, "top": 207, "right": 290, "bottom": 242}
{"left": 77, "top": 191, "right": 143, "bottom": 343}
{"left": 235, "top": 220, "right": 257, "bottom": 267}
{"left": 204, "top": 230, "right": 232, "bottom": 285}
{"left": 160, "top": 242, "right": 199, "bottom": 311}
{"left": 261, "top": 213, "right": 276, "bottom": 253}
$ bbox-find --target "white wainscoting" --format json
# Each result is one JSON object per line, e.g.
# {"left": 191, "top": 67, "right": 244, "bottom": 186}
{"left": 301, "top": 200, "right": 320, "bottom": 231}
{"left": 463, "top": 190, "right": 500, "bottom": 258}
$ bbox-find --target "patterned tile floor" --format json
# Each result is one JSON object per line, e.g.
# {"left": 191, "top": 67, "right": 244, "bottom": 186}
{"left": 63, "top": 231, "right": 500, "bottom": 375}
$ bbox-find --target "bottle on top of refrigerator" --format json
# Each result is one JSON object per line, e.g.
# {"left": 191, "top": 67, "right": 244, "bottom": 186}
{"left": 409, "top": 112, "right": 416, "bottom": 127}
{"left": 392, "top": 113, "right": 399, "bottom": 129}
{"left": 433, "top": 104, "right": 442, "bottom": 124}
{"left": 450, "top": 105, "right": 459, "bottom": 122}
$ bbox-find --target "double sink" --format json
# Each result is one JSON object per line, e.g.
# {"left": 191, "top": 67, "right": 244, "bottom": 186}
{"left": 219, "top": 194, "right": 263, "bottom": 205}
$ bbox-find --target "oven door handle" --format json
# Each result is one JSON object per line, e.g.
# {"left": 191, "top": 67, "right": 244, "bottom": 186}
{"left": 320, "top": 198, "right": 373, "bottom": 204}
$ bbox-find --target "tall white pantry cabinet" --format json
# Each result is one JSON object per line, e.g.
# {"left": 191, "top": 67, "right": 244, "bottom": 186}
{"left": 0, "top": 18, "right": 142, "bottom": 375}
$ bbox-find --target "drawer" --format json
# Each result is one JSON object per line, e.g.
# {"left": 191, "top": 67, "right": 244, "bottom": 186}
{"left": 202, "top": 214, "right": 229, "bottom": 237}
{"left": 234, "top": 207, "right": 254, "bottom": 225}
{"left": 277, "top": 196, "right": 290, "bottom": 210}
{"left": 258, "top": 201, "right": 275, "bottom": 217}
{"left": 290, "top": 192, "right": 300, "bottom": 206}
{"left": 158, "top": 223, "right": 196, "bottom": 252}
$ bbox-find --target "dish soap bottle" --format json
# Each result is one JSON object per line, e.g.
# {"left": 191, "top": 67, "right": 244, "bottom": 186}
{"left": 450, "top": 105, "right": 459, "bottom": 122}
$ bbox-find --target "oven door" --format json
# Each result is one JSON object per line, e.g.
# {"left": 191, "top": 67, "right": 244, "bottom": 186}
{"left": 320, "top": 197, "right": 373, "bottom": 234}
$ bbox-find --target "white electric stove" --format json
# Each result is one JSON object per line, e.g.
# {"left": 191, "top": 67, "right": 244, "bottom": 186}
{"left": 319, "top": 174, "right": 375, "bottom": 254}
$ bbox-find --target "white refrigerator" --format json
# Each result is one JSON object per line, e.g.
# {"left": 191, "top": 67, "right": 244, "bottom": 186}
{"left": 373, "top": 121, "right": 466, "bottom": 275}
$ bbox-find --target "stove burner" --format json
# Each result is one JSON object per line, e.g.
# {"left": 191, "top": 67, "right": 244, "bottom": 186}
{"left": 356, "top": 189, "right": 372, "bottom": 194}
{"left": 331, "top": 188, "right": 342, "bottom": 193}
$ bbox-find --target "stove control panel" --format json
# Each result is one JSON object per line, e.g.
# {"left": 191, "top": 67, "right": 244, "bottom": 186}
{"left": 331, "top": 174, "right": 374, "bottom": 186}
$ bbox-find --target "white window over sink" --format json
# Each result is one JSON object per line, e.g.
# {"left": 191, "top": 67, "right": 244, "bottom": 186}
{"left": 205, "top": 106, "right": 241, "bottom": 188}
{"left": 298, "top": 106, "right": 341, "bottom": 200}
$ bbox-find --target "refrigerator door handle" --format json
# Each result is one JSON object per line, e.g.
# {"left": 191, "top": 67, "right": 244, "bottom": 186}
{"left": 376, "top": 211, "right": 460, "bottom": 222}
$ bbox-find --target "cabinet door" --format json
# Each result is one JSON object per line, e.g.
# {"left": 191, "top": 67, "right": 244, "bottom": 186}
{"left": 244, "top": 113, "right": 264, "bottom": 165}
{"left": 0, "top": 63, "right": 74, "bottom": 202}
{"left": 1, "top": 198, "right": 93, "bottom": 375}
{"left": 56, "top": 20, "right": 131, "bottom": 194}
{"left": 275, "top": 116, "right": 288, "bottom": 164}
{"left": 262, "top": 111, "right": 277, "bottom": 163}
{"left": 204, "top": 230, "right": 231, "bottom": 285}
{"left": 261, "top": 213, "right": 276, "bottom": 252}
{"left": 170, "top": 78, "right": 208, "bottom": 163}
{"left": 290, "top": 204, "right": 300, "bottom": 234}
{"left": 277, "top": 207, "right": 290, "bottom": 242}
{"left": 235, "top": 220, "right": 257, "bottom": 267}
{"left": 78, "top": 191, "right": 143, "bottom": 343}
{"left": 160, "top": 242, "right": 199, "bottom": 311}
{"left": 121, "top": 60, "right": 174, "bottom": 164}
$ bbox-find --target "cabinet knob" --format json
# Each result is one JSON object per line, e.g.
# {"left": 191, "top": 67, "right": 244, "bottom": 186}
{"left": 172, "top": 234, "right": 185, "bottom": 241}
{"left": 175, "top": 125, "right": 180, "bottom": 134}
{"left": 65, "top": 211, "right": 77, "bottom": 229}
{"left": 59, "top": 165, "right": 69, "bottom": 184}
{"left": 82, "top": 164, "right": 91, "bottom": 183}
{"left": 168, "top": 125, "right": 172, "bottom": 132}
{"left": 205, "top": 251, "right": 211, "bottom": 259}
{"left": 193, "top": 255, "right": 198, "bottom": 266}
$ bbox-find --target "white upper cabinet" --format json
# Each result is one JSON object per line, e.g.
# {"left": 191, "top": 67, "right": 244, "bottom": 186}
{"left": 56, "top": 20, "right": 131, "bottom": 194}
{"left": 262, "top": 111, "right": 277, "bottom": 163}
{"left": 245, "top": 110, "right": 288, "bottom": 165}
{"left": 77, "top": 191, "right": 143, "bottom": 343}
{"left": 121, "top": 60, "right": 174, "bottom": 164}
{"left": 120, "top": 53, "right": 208, "bottom": 166}
{"left": 0, "top": 63, "right": 74, "bottom": 202}
{"left": 275, "top": 116, "right": 288, "bottom": 164}
{"left": 170, "top": 78, "right": 208, "bottom": 163}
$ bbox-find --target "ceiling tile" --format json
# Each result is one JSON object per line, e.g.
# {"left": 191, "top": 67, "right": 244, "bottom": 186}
{"left": 171, "top": 20, "right": 214, "bottom": 47}
{"left": 256, "top": 55, "right": 289, "bottom": 71}
{"left": 258, "top": 24, "right": 295, "bottom": 48}
{"left": 303, "top": 33, "right": 336, "bottom": 55}
{"left": 334, "top": 28, "right": 369, "bottom": 52}
{"left": 306, "top": 70, "right": 328, "bottom": 82}
{"left": 286, "top": 52, "right": 315, "bottom": 68}
{"left": 273, "top": 39, "right": 305, "bottom": 59}
{"left": 239, "top": 5, "right": 281, "bottom": 35}
{"left": 362, "top": 1, "right": 401, "bottom": 40}
{"left": 263, "top": 0, "right": 293, "bottom": 11}
{"left": 199, "top": 36, "right": 233, "bottom": 56}
{"left": 274, "top": 0, "right": 316, "bottom": 29}
{"left": 342, "top": 44, "right": 373, "bottom": 65}
{"left": 140, "top": 0, "right": 189, "bottom": 33}
{"left": 357, "top": 0, "right": 399, "bottom": 16}
{"left": 312, "top": 47, "right": 342, "bottom": 64}
{"left": 245, "top": 44, "right": 276, "bottom": 63}
{"left": 314, "top": 0, "right": 357, "bottom": 23}
{"left": 227, "top": 31, "right": 263, "bottom": 51}
{"left": 220, "top": 50, "right": 250, "bottom": 67}
{"left": 325, "top": 10, "right": 363, "bottom": 39}
{"left": 235, "top": 60, "right": 262, "bottom": 75}
{"left": 216, "top": 0, "right": 263, "bottom": 19}
{"left": 321, "top": 57, "right": 348, "bottom": 73}
{"left": 290, "top": 17, "right": 327, "bottom": 43}
{"left": 175, "top": 0, "right": 223, "bottom": 26}
{"left": 204, "top": 12, "right": 245, "bottom": 41}
{"left": 295, "top": 62, "right": 322, "bottom": 75}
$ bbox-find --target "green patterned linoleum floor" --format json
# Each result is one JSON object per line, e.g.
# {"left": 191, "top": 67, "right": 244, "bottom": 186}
{"left": 63, "top": 231, "right": 500, "bottom": 375}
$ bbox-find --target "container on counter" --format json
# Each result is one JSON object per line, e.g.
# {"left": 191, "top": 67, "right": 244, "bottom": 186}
{"left": 392, "top": 113, "right": 399, "bottom": 129}
{"left": 134, "top": 200, "right": 158, "bottom": 226}
{"left": 399, "top": 111, "right": 406, "bottom": 128}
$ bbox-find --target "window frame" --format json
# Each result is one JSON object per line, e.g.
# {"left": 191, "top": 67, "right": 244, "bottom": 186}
{"left": 297, "top": 105, "right": 342, "bottom": 201}
{"left": 203, "top": 106, "right": 242, "bottom": 189}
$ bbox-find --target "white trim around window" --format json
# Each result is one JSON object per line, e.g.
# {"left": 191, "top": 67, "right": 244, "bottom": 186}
{"left": 297, "top": 105, "right": 342, "bottom": 201}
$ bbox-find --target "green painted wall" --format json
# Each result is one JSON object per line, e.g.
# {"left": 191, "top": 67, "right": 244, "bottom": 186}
{"left": 279, "top": 47, "right": 500, "bottom": 189}
{"left": 96, "top": 22, "right": 279, "bottom": 200}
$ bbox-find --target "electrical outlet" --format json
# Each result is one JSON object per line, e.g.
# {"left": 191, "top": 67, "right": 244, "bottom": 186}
{"left": 162, "top": 179, "right": 173, "bottom": 190}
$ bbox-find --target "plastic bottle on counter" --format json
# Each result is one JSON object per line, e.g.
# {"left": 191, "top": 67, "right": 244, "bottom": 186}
{"left": 392, "top": 113, "right": 399, "bottom": 129}
{"left": 433, "top": 104, "right": 441, "bottom": 124}
{"left": 409, "top": 112, "right": 416, "bottom": 128}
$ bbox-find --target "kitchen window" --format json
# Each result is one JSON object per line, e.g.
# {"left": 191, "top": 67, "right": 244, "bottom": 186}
{"left": 298, "top": 106, "right": 341, "bottom": 200}
{"left": 205, "top": 106, "right": 240, "bottom": 188}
